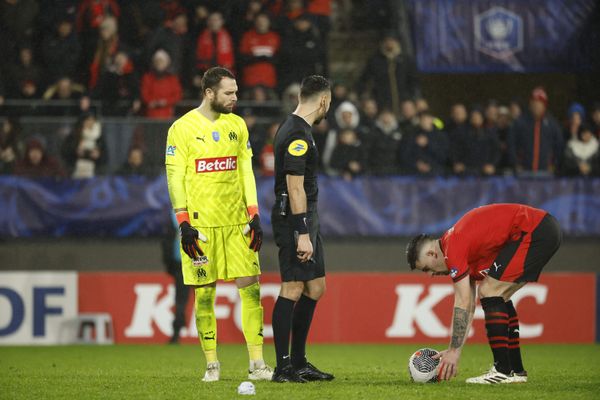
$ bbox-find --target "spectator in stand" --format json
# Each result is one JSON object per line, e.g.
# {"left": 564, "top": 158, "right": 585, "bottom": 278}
{"left": 145, "top": 12, "right": 189, "bottom": 79}
{"left": 43, "top": 77, "right": 86, "bottom": 101}
{"left": 367, "top": 109, "right": 403, "bottom": 175}
{"left": 401, "top": 111, "right": 449, "bottom": 176}
{"left": 564, "top": 102, "right": 585, "bottom": 141}
{"left": 14, "top": 136, "right": 65, "bottom": 178}
{"left": 5, "top": 45, "right": 42, "bottom": 99}
{"left": 0, "top": 0, "right": 39, "bottom": 63}
{"left": 357, "top": 98, "right": 378, "bottom": 147}
{"left": 330, "top": 82, "right": 350, "bottom": 114}
{"left": 187, "top": 3, "right": 209, "bottom": 43}
{"left": 446, "top": 103, "right": 468, "bottom": 134}
{"left": 235, "top": 0, "right": 266, "bottom": 42}
{"left": 41, "top": 16, "right": 81, "bottom": 87}
{"left": 589, "top": 103, "right": 600, "bottom": 138}
{"left": 159, "top": 0, "right": 186, "bottom": 22}
{"left": 93, "top": 51, "right": 140, "bottom": 116}
{"left": 281, "top": 82, "right": 300, "bottom": 114}
{"left": 329, "top": 128, "right": 365, "bottom": 180}
{"left": 141, "top": 49, "right": 182, "bottom": 119}
{"left": 508, "top": 87, "right": 563, "bottom": 175}
{"left": 496, "top": 106, "right": 512, "bottom": 173}
{"left": 42, "top": 76, "right": 88, "bottom": 116}
{"left": 239, "top": 12, "right": 280, "bottom": 92}
{"left": 322, "top": 100, "right": 361, "bottom": 174}
{"left": 116, "top": 145, "right": 147, "bottom": 176}
{"left": 415, "top": 97, "right": 444, "bottom": 130}
{"left": 563, "top": 125, "right": 599, "bottom": 177}
{"left": 88, "top": 16, "right": 129, "bottom": 90}
{"left": 0, "top": 116, "right": 23, "bottom": 174}
{"left": 61, "top": 112, "right": 107, "bottom": 178}
{"left": 285, "top": 0, "right": 306, "bottom": 21}
{"left": 446, "top": 103, "right": 469, "bottom": 175}
{"left": 357, "top": 35, "right": 419, "bottom": 116}
{"left": 311, "top": 119, "right": 330, "bottom": 169}
{"left": 193, "top": 12, "right": 235, "bottom": 91}
{"left": 461, "top": 107, "right": 501, "bottom": 176}
{"left": 398, "top": 99, "right": 419, "bottom": 137}
{"left": 257, "top": 122, "right": 279, "bottom": 176}
{"left": 509, "top": 99, "right": 522, "bottom": 121}
{"left": 484, "top": 100, "right": 499, "bottom": 129}
{"left": 279, "top": 13, "right": 324, "bottom": 89}
{"left": 76, "top": 0, "right": 120, "bottom": 70}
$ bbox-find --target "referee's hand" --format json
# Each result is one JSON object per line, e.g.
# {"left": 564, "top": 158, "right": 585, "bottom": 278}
{"left": 296, "top": 233, "right": 313, "bottom": 263}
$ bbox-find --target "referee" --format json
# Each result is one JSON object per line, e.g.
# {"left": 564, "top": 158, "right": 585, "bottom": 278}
{"left": 271, "top": 75, "right": 334, "bottom": 383}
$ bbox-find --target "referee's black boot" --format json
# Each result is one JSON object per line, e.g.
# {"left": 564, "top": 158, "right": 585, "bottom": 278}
{"left": 295, "top": 361, "right": 335, "bottom": 381}
{"left": 271, "top": 365, "right": 307, "bottom": 383}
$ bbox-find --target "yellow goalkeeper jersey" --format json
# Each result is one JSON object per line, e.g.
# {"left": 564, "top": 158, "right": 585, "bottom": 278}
{"left": 165, "top": 109, "right": 258, "bottom": 227}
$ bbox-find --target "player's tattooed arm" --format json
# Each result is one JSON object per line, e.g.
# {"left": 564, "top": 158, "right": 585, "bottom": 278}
{"left": 450, "top": 307, "right": 469, "bottom": 349}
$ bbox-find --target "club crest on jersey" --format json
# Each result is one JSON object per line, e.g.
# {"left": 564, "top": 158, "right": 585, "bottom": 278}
{"left": 166, "top": 145, "right": 176, "bottom": 156}
{"left": 450, "top": 267, "right": 458, "bottom": 278}
{"left": 212, "top": 131, "right": 220, "bottom": 142}
{"left": 288, "top": 139, "right": 308, "bottom": 156}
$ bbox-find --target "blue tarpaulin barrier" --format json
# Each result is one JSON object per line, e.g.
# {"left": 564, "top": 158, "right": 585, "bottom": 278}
{"left": 1, "top": 176, "right": 599, "bottom": 238}
{"left": 408, "top": 0, "right": 598, "bottom": 72}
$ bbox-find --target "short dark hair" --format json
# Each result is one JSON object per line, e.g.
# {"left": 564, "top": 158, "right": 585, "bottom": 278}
{"left": 201, "top": 67, "right": 235, "bottom": 94}
{"left": 406, "top": 234, "right": 432, "bottom": 270}
{"left": 300, "top": 75, "right": 330, "bottom": 101}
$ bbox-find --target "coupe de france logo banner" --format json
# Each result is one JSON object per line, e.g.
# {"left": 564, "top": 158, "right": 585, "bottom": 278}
{"left": 408, "top": 0, "right": 597, "bottom": 72}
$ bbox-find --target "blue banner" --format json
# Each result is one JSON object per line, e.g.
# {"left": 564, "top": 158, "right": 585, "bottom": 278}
{"left": 408, "top": 0, "right": 598, "bottom": 72}
{"left": 1, "top": 176, "right": 599, "bottom": 238}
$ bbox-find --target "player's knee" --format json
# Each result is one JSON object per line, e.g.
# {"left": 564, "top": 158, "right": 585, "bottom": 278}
{"left": 280, "top": 283, "right": 304, "bottom": 301}
{"left": 304, "top": 282, "right": 326, "bottom": 300}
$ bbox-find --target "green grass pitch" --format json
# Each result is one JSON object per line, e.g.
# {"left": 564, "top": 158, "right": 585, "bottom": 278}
{"left": 1, "top": 344, "right": 599, "bottom": 399}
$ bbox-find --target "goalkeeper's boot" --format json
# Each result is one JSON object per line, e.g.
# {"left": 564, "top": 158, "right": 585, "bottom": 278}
{"left": 202, "top": 361, "right": 220, "bottom": 382}
{"left": 248, "top": 360, "right": 274, "bottom": 381}
{"left": 465, "top": 366, "right": 511, "bottom": 384}
{"left": 508, "top": 370, "right": 528, "bottom": 383}
{"left": 271, "top": 365, "right": 306, "bottom": 383}
{"left": 295, "top": 361, "right": 335, "bottom": 381}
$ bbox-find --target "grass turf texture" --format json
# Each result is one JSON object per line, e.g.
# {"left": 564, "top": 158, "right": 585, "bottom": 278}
{"left": 1, "top": 344, "right": 599, "bottom": 399}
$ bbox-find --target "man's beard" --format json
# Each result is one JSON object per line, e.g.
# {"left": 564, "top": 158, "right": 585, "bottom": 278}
{"left": 211, "top": 99, "right": 232, "bottom": 114}
{"left": 313, "top": 109, "right": 328, "bottom": 125}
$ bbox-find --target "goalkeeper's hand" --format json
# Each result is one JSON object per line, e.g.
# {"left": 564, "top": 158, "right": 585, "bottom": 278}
{"left": 243, "top": 214, "right": 263, "bottom": 252}
{"left": 180, "top": 221, "right": 207, "bottom": 260}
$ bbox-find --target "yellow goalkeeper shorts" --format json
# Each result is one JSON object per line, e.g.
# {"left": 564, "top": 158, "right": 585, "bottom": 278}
{"left": 181, "top": 224, "right": 261, "bottom": 285}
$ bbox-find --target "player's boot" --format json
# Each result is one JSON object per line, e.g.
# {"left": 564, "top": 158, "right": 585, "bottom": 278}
{"left": 202, "top": 361, "right": 220, "bottom": 382}
{"left": 465, "top": 366, "right": 511, "bottom": 384}
{"left": 295, "top": 361, "right": 335, "bottom": 381}
{"left": 508, "top": 370, "right": 528, "bottom": 383}
{"left": 271, "top": 365, "right": 307, "bottom": 383}
{"left": 248, "top": 360, "right": 274, "bottom": 381}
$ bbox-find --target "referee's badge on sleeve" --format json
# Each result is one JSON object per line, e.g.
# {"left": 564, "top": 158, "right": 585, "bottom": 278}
{"left": 288, "top": 140, "right": 308, "bottom": 156}
{"left": 166, "top": 145, "right": 176, "bottom": 156}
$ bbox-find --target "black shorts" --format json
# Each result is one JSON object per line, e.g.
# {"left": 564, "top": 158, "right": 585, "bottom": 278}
{"left": 271, "top": 205, "right": 325, "bottom": 282}
{"left": 489, "top": 213, "right": 562, "bottom": 283}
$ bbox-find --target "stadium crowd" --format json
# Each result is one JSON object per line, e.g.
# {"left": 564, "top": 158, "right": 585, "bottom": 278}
{"left": 0, "top": 0, "right": 599, "bottom": 179}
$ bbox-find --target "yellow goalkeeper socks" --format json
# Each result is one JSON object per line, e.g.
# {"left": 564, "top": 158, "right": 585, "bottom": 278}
{"left": 194, "top": 285, "right": 218, "bottom": 363}
{"left": 238, "top": 282, "right": 264, "bottom": 361}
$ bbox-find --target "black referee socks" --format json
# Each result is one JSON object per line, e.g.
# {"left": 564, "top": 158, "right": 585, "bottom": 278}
{"left": 272, "top": 296, "right": 296, "bottom": 368}
{"left": 291, "top": 295, "right": 318, "bottom": 368}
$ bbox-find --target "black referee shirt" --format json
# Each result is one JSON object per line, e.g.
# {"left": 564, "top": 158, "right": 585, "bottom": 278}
{"left": 273, "top": 114, "right": 319, "bottom": 203}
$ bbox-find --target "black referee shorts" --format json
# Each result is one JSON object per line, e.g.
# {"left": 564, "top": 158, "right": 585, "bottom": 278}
{"left": 271, "top": 205, "right": 326, "bottom": 282}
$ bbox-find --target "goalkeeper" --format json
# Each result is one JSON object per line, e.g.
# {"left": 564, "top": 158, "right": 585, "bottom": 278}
{"left": 165, "top": 67, "right": 272, "bottom": 382}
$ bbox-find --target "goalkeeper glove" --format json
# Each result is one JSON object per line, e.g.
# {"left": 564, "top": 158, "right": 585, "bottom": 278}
{"left": 243, "top": 206, "right": 263, "bottom": 252}
{"left": 179, "top": 221, "right": 208, "bottom": 260}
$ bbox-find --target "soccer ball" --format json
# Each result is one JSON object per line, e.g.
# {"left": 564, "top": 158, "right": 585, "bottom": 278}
{"left": 408, "top": 348, "right": 440, "bottom": 383}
